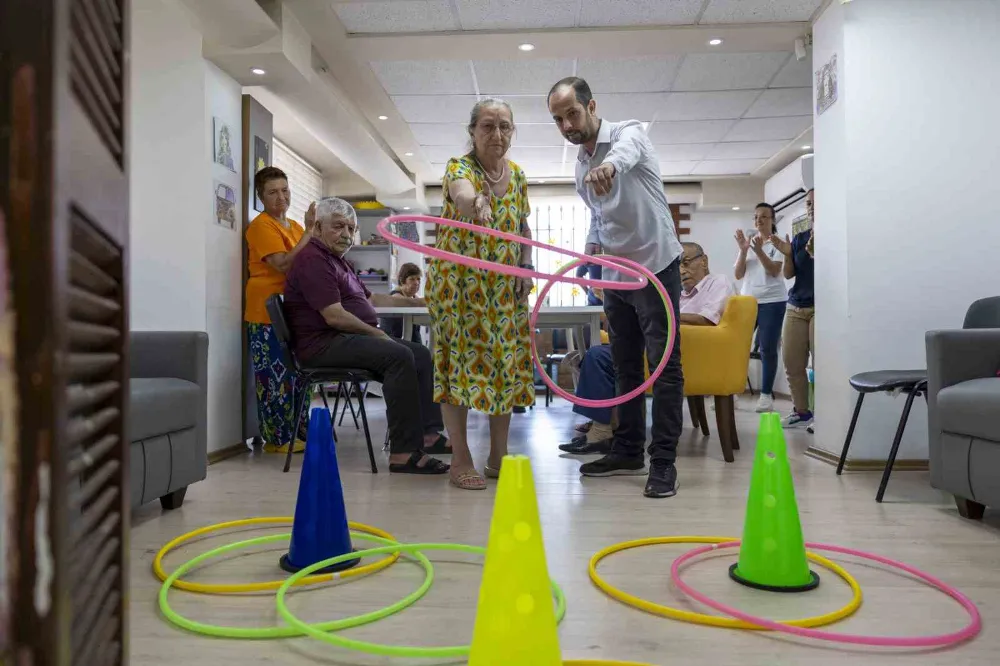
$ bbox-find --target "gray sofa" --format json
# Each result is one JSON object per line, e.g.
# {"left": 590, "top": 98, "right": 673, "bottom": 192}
{"left": 129, "top": 332, "right": 208, "bottom": 510}
{"left": 926, "top": 298, "right": 1000, "bottom": 519}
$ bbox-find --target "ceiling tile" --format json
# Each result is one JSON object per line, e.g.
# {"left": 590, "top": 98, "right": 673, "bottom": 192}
{"left": 653, "top": 144, "right": 713, "bottom": 161}
{"left": 648, "top": 120, "right": 735, "bottom": 143}
{"left": 672, "top": 52, "right": 790, "bottom": 91}
{"left": 474, "top": 59, "right": 576, "bottom": 96}
{"left": 409, "top": 123, "right": 468, "bottom": 146}
{"left": 455, "top": 0, "right": 579, "bottom": 30}
{"left": 512, "top": 123, "right": 566, "bottom": 147}
{"left": 595, "top": 93, "right": 669, "bottom": 121}
{"left": 334, "top": 1, "right": 457, "bottom": 34}
{"left": 504, "top": 96, "right": 556, "bottom": 123}
{"left": 744, "top": 88, "right": 812, "bottom": 118}
{"left": 371, "top": 61, "right": 475, "bottom": 95}
{"left": 723, "top": 116, "right": 812, "bottom": 141}
{"left": 421, "top": 145, "right": 470, "bottom": 163}
{"left": 509, "top": 146, "right": 566, "bottom": 164}
{"left": 771, "top": 54, "right": 812, "bottom": 88}
{"left": 706, "top": 140, "right": 790, "bottom": 159}
{"left": 392, "top": 95, "right": 476, "bottom": 123}
{"left": 659, "top": 161, "right": 699, "bottom": 176}
{"left": 579, "top": 0, "right": 704, "bottom": 27}
{"left": 576, "top": 56, "right": 684, "bottom": 93}
{"left": 700, "top": 0, "right": 824, "bottom": 24}
{"left": 691, "top": 159, "right": 767, "bottom": 175}
{"left": 660, "top": 91, "right": 759, "bottom": 121}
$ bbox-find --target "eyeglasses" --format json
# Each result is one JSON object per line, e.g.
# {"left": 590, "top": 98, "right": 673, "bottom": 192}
{"left": 681, "top": 253, "right": 704, "bottom": 267}
{"left": 477, "top": 122, "right": 515, "bottom": 136}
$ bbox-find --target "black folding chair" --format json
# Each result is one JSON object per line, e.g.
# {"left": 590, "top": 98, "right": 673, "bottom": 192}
{"left": 265, "top": 295, "right": 378, "bottom": 474}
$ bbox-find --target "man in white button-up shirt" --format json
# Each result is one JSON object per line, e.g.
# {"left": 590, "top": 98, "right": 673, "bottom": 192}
{"left": 548, "top": 77, "right": 684, "bottom": 499}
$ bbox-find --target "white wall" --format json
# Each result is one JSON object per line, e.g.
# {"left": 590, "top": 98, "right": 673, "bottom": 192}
{"left": 130, "top": 0, "right": 246, "bottom": 453}
{"left": 812, "top": 0, "right": 1000, "bottom": 460}
{"left": 204, "top": 63, "right": 246, "bottom": 453}
{"left": 130, "top": 0, "right": 207, "bottom": 332}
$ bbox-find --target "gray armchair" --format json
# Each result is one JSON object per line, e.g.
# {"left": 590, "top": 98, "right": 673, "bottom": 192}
{"left": 926, "top": 297, "right": 1000, "bottom": 519}
{"left": 129, "top": 331, "right": 208, "bottom": 510}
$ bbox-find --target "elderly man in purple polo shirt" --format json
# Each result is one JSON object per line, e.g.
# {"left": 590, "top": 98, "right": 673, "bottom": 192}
{"left": 561, "top": 242, "right": 734, "bottom": 454}
{"left": 283, "top": 197, "right": 449, "bottom": 476}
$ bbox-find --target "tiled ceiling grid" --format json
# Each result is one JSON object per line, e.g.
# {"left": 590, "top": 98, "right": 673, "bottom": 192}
{"left": 372, "top": 53, "right": 812, "bottom": 180}
{"left": 333, "top": 0, "right": 826, "bottom": 33}
{"left": 336, "top": 0, "right": 821, "bottom": 180}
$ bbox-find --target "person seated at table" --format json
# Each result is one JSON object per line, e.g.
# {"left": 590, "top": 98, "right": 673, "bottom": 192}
{"left": 283, "top": 197, "right": 450, "bottom": 475}
{"left": 378, "top": 262, "right": 424, "bottom": 344}
{"left": 561, "top": 243, "right": 734, "bottom": 454}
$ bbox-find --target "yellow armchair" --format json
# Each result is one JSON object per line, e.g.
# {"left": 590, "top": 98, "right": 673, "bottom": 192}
{"left": 679, "top": 295, "right": 758, "bottom": 462}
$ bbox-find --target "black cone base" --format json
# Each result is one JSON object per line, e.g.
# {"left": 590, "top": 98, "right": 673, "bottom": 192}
{"left": 279, "top": 551, "right": 361, "bottom": 575}
{"left": 728, "top": 563, "right": 820, "bottom": 593}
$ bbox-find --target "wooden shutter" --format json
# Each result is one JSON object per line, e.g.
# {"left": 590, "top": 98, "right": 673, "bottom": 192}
{"left": 1, "top": 0, "right": 131, "bottom": 664}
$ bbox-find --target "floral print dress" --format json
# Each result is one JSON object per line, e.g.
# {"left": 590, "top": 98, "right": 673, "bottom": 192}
{"left": 426, "top": 155, "right": 535, "bottom": 415}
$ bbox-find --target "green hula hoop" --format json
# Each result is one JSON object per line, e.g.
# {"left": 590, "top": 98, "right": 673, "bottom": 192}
{"left": 276, "top": 542, "right": 568, "bottom": 658}
{"left": 159, "top": 531, "right": 432, "bottom": 639}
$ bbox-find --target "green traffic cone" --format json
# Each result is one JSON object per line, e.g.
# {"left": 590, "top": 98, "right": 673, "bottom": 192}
{"left": 729, "top": 412, "right": 819, "bottom": 592}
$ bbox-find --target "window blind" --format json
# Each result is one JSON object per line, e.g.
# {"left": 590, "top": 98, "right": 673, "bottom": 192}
{"left": 272, "top": 139, "right": 323, "bottom": 226}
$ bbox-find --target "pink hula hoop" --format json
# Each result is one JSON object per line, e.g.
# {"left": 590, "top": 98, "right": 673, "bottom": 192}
{"left": 377, "top": 215, "right": 677, "bottom": 409}
{"left": 670, "top": 541, "right": 981, "bottom": 648}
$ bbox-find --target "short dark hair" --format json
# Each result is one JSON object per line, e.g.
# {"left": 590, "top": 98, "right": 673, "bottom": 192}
{"left": 254, "top": 166, "right": 288, "bottom": 198}
{"left": 547, "top": 77, "right": 593, "bottom": 107}
{"left": 755, "top": 202, "right": 778, "bottom": 233}
{"left": 397, "top": 262, "right": 421, "bottom": 283}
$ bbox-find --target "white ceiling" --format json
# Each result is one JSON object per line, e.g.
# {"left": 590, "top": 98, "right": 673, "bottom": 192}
{"left": 332, "top": 0, "right": 821, "bottom": 182}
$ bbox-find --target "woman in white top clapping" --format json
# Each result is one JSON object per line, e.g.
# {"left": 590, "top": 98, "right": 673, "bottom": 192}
{"left": 734, "top": 203, "right": 787, "bottom": 413}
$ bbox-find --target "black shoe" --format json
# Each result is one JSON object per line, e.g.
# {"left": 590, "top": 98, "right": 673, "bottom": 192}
{"left": 644, "top": 461, "right": 678, "bottom": 498}
{"left": 580, "top": 453, "right": 646, "bottom": 477}
{"left": 559, "top": 435, "right": 613, "bottom": 455}
{"left": 513, "top": 406, "right": 527, "bottom": 414}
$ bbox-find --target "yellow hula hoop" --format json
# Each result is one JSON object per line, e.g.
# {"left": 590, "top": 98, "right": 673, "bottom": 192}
{"left": 153, "top": 517, "right": 399, "bottom": 594}
{"left": 589, "top": 536, "right": 862, "bottom": 630}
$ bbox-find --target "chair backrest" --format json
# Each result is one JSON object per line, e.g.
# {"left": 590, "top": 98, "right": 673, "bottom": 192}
{"left": 265, "top": 294, "right": 301, "bottom": 371}
{"left": 963, "top": 296, "right": 1000, "bottom": 329}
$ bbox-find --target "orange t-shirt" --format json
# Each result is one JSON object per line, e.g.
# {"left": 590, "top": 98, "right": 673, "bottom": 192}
{"left": 244, "top": 212, "right": 305, "bottom": 324}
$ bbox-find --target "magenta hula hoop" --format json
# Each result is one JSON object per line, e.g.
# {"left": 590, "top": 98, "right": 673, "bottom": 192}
{"left": 670, "top": 540, "right": 981, "bottom": 649}
{"left": 377, "top": 215, "right": 677, "bottom": 408}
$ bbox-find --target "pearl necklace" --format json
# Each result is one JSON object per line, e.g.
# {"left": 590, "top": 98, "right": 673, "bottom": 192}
{"left": 478, "top": 158, "right": 506, "bottom": 185}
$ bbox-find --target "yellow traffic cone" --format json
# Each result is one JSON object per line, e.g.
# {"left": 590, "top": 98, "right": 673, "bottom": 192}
{"left": 469, "top": 455, "right": 561, "bottom": 665}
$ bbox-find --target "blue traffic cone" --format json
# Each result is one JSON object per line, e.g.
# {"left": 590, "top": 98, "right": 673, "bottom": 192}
{"left": 279, "top": 407, "right": 360, "bottom": 574}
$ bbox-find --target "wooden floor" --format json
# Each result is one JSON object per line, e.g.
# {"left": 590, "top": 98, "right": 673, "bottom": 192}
{"left": 130, "top": 394, "right": 1000, "bottom": 665}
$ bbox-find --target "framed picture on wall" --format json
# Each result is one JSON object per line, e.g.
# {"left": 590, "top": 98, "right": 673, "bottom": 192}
{"left": 213, "top": 117, "right": 236, "bottom": 172}
{"left": 816, "top": 54, "right": 838, "bottom": 116}
{"left": 253, "top": 136, "right": 269, "bottom": 212}
{"left": 214, "top": 180, "right": 237, "bottom": 230}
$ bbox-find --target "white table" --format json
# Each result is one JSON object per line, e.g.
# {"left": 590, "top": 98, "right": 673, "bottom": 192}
{"left": 374, "top": 305, "right": 605, "bottom": 350}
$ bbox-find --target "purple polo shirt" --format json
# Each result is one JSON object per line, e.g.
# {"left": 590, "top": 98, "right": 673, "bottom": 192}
{"left": 284, "top": 238, "right": 378, "bottom": 360}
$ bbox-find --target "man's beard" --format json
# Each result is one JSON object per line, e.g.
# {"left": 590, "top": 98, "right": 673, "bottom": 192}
{"left": 564, "top": 127, "right": 593, "bottom": 145}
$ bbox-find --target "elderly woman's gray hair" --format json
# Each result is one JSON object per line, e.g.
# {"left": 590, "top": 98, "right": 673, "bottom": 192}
{"left": 314, "top": 197, "right": 358, "bottom": 228}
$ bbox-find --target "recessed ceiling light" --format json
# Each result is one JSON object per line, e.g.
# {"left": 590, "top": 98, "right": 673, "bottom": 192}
{"left": 404, "top": 151, "right": 414, "bottom": 157}
{"left": 538, "top": 180, "right": 546, "bottom": 184}
{"left": 802, "top": 144, "right": 812, "bottom": 150}
{"left": 378, "top": 115, "right": 389, "bottom": 121}
{"left": 709, "top": 38, "right": 723, "bottom": 46}
{"left": 732, "top": 206, "right": 740, "bottom": 211}
{"left": 403, "top": 206, "right": 411, "bottom": 210}
{"left": 518, "top": 43, "right": 535, "bottom": 52}
{"left": 250, "top": 67, "right": 266, "bottom": 76}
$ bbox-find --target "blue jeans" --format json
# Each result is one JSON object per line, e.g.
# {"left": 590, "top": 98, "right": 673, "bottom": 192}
{"left": 756, "top": 301, "right": 787, "bottom": 395}
{"left": 572, "top": 344, "right": 616, "bottom": 424}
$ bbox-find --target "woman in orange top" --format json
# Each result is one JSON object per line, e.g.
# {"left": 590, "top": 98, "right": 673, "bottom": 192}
{"left": 246, "top": 166, "right": 315, "bottom": 453}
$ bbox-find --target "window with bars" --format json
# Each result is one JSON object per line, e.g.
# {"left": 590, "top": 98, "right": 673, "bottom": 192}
{"left": 272, "top": 139, "right": 323, "bottom": 225}
{"left": 526, "top": 200, "right": 594, "bottom": 307}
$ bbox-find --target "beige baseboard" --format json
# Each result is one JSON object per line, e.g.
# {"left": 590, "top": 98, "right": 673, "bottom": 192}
{"left": 805, "top": 445, "right": 929, "bottom": 472}
{"left": 208, "top": 442, "right": 249, "bottom": 465}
